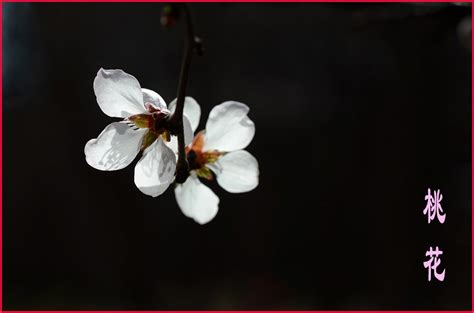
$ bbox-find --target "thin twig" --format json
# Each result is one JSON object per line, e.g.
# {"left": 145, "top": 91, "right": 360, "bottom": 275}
{"left": 168, "top": 4, "right": 200, "bottom": 183}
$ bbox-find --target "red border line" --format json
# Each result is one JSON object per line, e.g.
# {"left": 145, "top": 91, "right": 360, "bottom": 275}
{"left": 0, "top": 1, "right": 472, "bottom": 312}
{"left": 471, "top": 3, "right": 473, "bottom": 312}
{"left": 0, "top": 0, "right": 472, "bottom": 2}
{"left": 3, "top": 311, "right": 472, "bottom": 313}
{"left": 1, "top": 0, "right": 4, "bottom": 310}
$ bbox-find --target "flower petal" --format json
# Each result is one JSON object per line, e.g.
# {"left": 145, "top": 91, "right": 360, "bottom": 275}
{"left": 134, "top": 139, "right": 176, "bottom": 197}
{"left": 168, "top": 97, "right": 201, "bottom": 132}
{"left": 175, "top": 174, "right": 220, "bottom": 225}
{"left": 166, "top": 136, "right": 179, "bottom": 155}
{"left": 142, "top": 88, "right": 167, "bottom": 110}
{"left": 93, "top": 68, "right": 146, "bottom": 118}
{"left": 207, "top": 150, "right": 259, "bottom": 193}
{"left": 85, "top": 122, "right": 145, "bottom": 171}
{"left": 183, "top": 114, "right": 194, "bottom": 146}
{"left": 203, "top": 101, "right": 255, "bottom": 152}
{"left": 165, "top": 114, "right": 194, "bottom": 154}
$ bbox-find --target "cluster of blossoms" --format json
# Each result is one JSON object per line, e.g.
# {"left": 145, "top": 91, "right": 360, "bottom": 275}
{"left": 85, "top": 69, "right": 259, "bottom": 224}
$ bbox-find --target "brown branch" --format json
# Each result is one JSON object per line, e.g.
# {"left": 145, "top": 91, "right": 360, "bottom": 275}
{"left": 167, "top": 4, "right": 202, "bottom": 183}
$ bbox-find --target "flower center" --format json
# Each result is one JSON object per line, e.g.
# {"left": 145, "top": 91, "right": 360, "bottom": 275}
{"left": 185, "top": 131, "right": 223, "bottom": 180}
{"left": 127, "top": 102, "right": 172, "bottom": 150}
{"left": 127, "top": 103, "right": 171, "bottom": 133}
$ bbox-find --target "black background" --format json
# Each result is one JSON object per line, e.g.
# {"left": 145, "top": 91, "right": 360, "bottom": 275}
{"left": 3, "top": 3, "right": 472, "bottom": 310}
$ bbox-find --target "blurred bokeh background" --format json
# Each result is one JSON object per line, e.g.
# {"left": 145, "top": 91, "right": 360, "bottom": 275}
{"left": 3, "top": 3, "right": 471, "bottom": 310}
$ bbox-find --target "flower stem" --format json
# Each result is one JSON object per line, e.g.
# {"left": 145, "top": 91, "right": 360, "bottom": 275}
{"left": 168, "top": 4, "right": 200, "bottom": 184}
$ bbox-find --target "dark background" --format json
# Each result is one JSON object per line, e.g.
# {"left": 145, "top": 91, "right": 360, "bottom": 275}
{"left": 3, "top": 3, "right": 472, "bottom": 310}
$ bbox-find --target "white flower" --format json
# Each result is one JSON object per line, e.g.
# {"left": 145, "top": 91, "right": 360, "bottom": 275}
{"left": 174, "top": 101, "right": 259, "bottom": 224}
{"left": 84, "top": 68, "right": 200, "bottom": 197}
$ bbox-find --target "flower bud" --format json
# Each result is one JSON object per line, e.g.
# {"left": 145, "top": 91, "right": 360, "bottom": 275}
{"left": 161, "top": 4, "right": 180, "bottom": 27}
{"left": 194, "top": 36, "right": 205, "bottom": 56}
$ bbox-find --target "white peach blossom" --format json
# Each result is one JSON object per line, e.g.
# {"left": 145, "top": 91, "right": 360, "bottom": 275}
{"left": 84, "top": 68, "right": 198, "bottom": 197}
{"left": 175, "top": 101, "right": 259, "bottom": 224}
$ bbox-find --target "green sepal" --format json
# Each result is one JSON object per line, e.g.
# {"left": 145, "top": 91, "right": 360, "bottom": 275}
{"left": 204, "top": 151, "right": 224, "bottom": 164}
{"left": 196, "top": 167, "right": 214, "bottom": 180}
{"left": 161, "top": 130, "right": 171, "bottom": 142}
{"left": 128, "top": 114, "right": 153, "bottom": 129}
{"left": 141, "top": 130, "right": 158, "bottom": 151}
